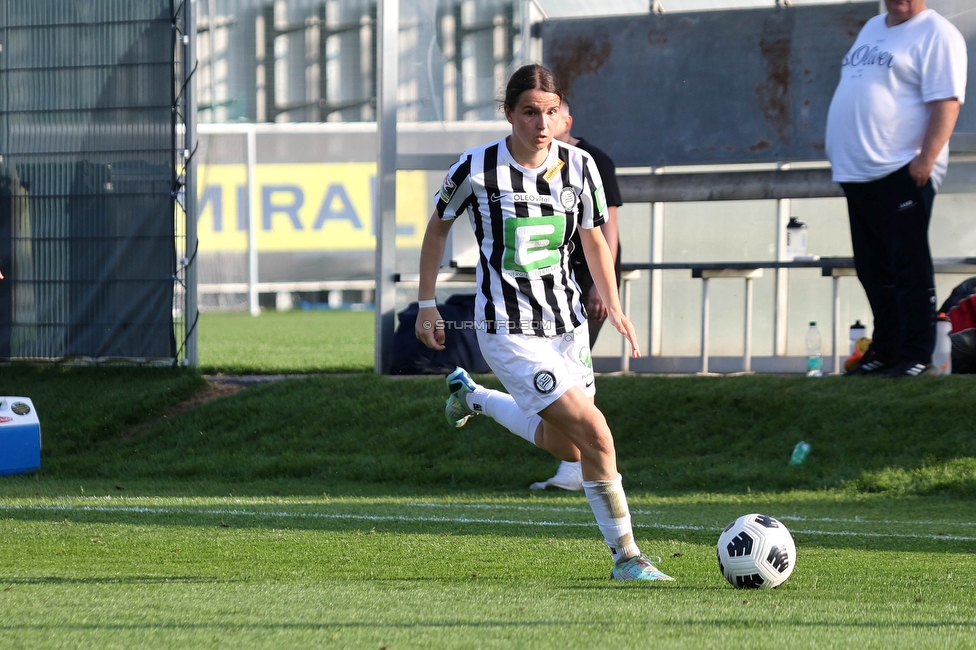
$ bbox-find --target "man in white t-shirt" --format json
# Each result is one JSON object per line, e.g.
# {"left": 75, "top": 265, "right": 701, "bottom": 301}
{"left": 825, "top": 0, "right": 967, "bottom": 378}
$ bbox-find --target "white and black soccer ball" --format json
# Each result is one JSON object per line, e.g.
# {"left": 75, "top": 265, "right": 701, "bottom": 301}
{"left": 716, "top": 513, "right": 796, "bottom": 589}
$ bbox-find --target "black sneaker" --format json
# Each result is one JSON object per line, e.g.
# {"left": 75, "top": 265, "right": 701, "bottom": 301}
{"left": 885, "top": 361, "right": 939, "bottom": 378}
{"left": 845, "top": 349, "right": 892, "bottom": 376}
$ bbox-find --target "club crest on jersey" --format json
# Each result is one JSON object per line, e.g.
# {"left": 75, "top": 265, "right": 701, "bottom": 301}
{"left": 439, "top": 175, "right": 457, "bottom": 203}
{"left": 542, "top": 159, "right": 565, "bottom": 183}
{"left": 559, "top": 187, "right": 578, "bottom": 211}
{"left": 534, "top": 370, "right": 557, "bottom": 394}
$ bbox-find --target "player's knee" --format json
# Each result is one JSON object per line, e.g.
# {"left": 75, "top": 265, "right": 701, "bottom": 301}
{"left": 577, "top": 413, "right": 614, "bottom": 456}
{"left": 587, "top": 430, "right": 616, "bottom": 458}
{"left": 583, "top": 407, "right": 609, "bottom": 436}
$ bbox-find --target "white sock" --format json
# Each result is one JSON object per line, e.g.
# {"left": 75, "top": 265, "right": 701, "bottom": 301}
{"left": 466, "top": 388, "right": 541, "bottom": 446}
{"left": 583, "top": 474, "right": 641, "bottom": 563}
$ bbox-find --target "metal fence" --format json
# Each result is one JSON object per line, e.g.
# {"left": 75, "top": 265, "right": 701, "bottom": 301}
{"left": 0, "top": 0, "right": 191, "bottom": 364}
{"left": 195, "top": 0, "right": 531, "bottom": 124}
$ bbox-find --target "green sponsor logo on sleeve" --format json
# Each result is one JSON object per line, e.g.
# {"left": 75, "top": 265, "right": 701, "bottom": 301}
{"left": 595, "top": 185, "right": 607, "bottom": 213}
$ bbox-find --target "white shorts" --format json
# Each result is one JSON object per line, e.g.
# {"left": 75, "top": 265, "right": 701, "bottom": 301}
{"left": 476, "top": 324, "right": 595, "bottom": 416}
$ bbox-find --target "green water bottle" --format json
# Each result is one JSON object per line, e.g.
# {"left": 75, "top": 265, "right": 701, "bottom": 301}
{"left": 790, "top": 441, "right": 811, "bottom": 465}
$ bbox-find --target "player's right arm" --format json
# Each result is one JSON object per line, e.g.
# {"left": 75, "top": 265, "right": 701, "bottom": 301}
{"left": 415, "top": 210, "right": 454, "bottom": 350}
{"left": 417, "top": 155, "right": 472, "bottom": 350}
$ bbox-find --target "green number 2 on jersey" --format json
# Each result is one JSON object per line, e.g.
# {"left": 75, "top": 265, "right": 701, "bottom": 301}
{"left": 503, "top": 215, "right": 566, "bottom": 274}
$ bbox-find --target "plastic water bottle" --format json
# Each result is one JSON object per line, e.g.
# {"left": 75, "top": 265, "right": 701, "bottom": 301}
{"left": 806, "top": 322, "right": 823, "bottom": 377}
{"left": 786, "top": 218, "right": 808, "bottom": 260}
{"left": 790, "top": 441, "right": 811, "bottom": 465}
{"left": 932, "top": 313, "right": 952, "bottom": 375}
{"left": 849, "top": 320, "right": 866, "bottom": 355}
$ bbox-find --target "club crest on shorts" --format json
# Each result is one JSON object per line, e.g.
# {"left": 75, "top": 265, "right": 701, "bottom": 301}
{"left": 533, "top": 370, "right": 556, "bottom": 394}
{"left": 559, "top": 187, "right": 577, "bottom": 212}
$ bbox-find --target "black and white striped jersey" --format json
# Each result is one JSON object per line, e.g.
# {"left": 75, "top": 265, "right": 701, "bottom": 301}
{"left": 435, "top": 137, "right": 608, "bottom": 337}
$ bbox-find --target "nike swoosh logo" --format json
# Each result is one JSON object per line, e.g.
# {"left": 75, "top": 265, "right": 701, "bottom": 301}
{"left": 585, "top": 379, "right": 594, "bottom": 388}
{"left": 490, "top": 193, "right": 503, "bottom": 202}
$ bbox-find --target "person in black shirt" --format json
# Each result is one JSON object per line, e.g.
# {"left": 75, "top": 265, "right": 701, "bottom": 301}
{"left": 559, "top": 100, "right": 623, "bottom": 350}
{"left": 529, "top": 99, "right": 625, "bottom": 492}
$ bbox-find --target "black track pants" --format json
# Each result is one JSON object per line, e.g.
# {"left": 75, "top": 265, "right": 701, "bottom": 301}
{"left": 841, "top": 164, "right": 937, "bottom": 364}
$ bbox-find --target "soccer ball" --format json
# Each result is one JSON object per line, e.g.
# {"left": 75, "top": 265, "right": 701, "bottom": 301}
{"left": 716, "top": 513, "right": 796, "bottom": 589}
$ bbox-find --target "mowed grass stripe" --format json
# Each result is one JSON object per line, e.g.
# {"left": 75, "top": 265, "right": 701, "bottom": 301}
{"left": 0, "top": 503, "right": 596, "bottom": 528}
{"left": 9, "top": 496, "right": 976, "bottom": 529}
{"left": 4, "top": 502, "right": 976, "bottom": 542}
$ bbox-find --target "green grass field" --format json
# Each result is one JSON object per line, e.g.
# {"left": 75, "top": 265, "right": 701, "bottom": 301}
{"left": 2, "top": 492, "right": 974, "bottom": 648}
{"left": 198, "top": 310, "right": 374, "bottom": 373}
{"left": 2, "top": 310, "right": 976, "bottom": 648}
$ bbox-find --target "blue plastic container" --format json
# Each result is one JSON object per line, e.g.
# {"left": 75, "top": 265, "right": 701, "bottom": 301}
{"left": 0, "top": 397, "right": 41, "bottom": 475}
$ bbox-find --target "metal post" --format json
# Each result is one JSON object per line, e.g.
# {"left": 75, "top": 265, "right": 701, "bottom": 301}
{"left": 368, "top": 4, "right": 378, "bottom": 121}
{"left": 519, "top": 0, "right": 532, "bottom": 66}
{"left": 185, "top": 0, "right": 199, "bottom": 366}
{"left": 453, "top": 3, "right": 465, "bottom": 120}
{"left": 700, "top": 277, "right": 710, "bottom": 374}
{"left": 502, "top": 3, "right": 515, "bottom": 70}
{"left": 773, "top": 163, "right": 791, "bottom": 356}
{"left": 206, "top": 0, "right": 216, "bottom": 121}
{"left": 833, "top": 275, "right": 842, "bottom": 374}
{"left": 374, "top": 0, "right": 398, "bottom": 374}
{"left": 649, "top": 198, "right": 664, "bottom": 356}
{"left": 744, "top": 276, "right": 754, "bottom": 372}
{"left": 621, "top": 273, "right": 632, "bottom": 372}
{"left": 262, "top": 4, "right": 278, "bottom": 122}
{"left": 318, "top": 4, "right": 328, "bottom": 123}
{"left": 246, "top": 125, "right": 260, "bottom": 316}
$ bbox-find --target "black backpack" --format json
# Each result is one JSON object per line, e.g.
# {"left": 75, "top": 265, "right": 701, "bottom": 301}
{"left": 391, "top": 293, "right": 491, "bottom": 375}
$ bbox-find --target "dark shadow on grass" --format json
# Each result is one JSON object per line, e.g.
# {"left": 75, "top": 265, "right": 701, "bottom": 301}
{"left": 0, "top": 619, "right": 974, "bottom": 632}
{"left": 2, "top": 575, "right": 228, "bottom": 586}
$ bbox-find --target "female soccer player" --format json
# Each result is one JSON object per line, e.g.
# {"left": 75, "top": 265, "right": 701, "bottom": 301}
{"left": 414, "top": 64, "right": 672, "bottom": 581}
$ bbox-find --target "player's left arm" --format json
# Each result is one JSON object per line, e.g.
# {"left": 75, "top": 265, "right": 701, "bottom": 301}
{"left": 579, "top": 225, "right": 640, "bottom": 358}
{"left": 586, "top": 205, "right": 618, "bottom": 320}
{"left": 910, "top": 97, "right": 961, "bottom": 187}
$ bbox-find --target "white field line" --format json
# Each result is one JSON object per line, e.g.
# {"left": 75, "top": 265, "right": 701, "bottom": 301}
{"left": 32, "top": 497, "right": 976, "bottom": 529}
{"left": 407, "top": 502, "right": 976, "bottom": 528}
{"left": 2, "top": 503, "right": 976, "bottom": 542}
